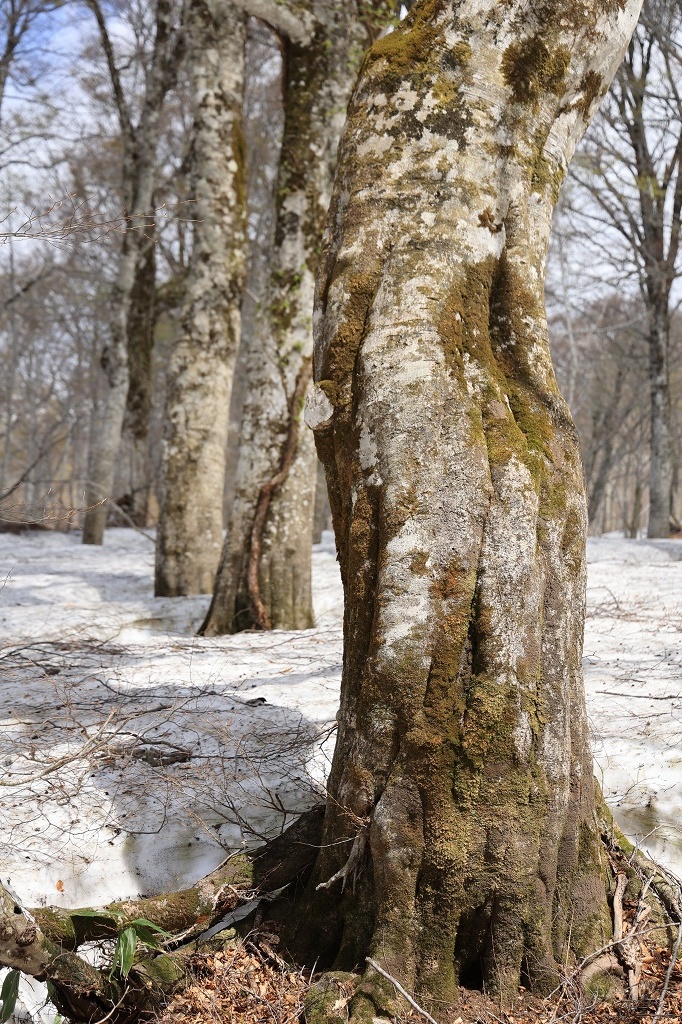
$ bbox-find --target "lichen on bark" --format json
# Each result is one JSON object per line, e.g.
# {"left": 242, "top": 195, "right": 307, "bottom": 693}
{"left": 201, "top": 0, "right": 397, "bottom": 635}
{"left": 155, "top": 0, "right": 247, "bottom": 597}
{"left": 276, "top": 0, "right": 647, "bottom": 1016}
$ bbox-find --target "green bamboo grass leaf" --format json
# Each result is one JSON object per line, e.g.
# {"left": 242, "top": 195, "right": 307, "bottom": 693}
{"left": 0, "top": 970, "right": 20, "bottom": 1024}
{"left": 131, "top": 927, "right": 163, "bottom": 950}
{"left": 110, "top": 926, "right": 137, "bottom": 978}
{"left": 130, "top": 918, "right": 171, "bottom": 935}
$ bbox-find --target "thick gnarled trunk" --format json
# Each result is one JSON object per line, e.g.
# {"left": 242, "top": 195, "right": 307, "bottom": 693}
{"left": 201, "top": 0, "right": 393, "bottom": 634}
{"left": 290, "top": 0, "right": 645, "bottom": 1014}
{"left": 155, "top": 0, "right": 246, "bottom": 596}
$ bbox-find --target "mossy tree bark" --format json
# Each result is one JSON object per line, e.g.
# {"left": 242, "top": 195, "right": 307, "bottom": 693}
{"left": 200, "top": 0, "right": 398, "bottom": 634}
{"left": 293, "top": 0, "right": 645, "bottom": 1015}
{"left": 82, "top": 0, "right": 181, "bottom": 546}
{"left": 154, "top": 0, "right": 247, "bottom": 597}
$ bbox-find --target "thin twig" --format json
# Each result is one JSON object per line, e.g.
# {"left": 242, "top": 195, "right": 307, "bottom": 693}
{"left": 315, "top": 828, "right": 366, "bottom": 892}
{"left": 366, "top": 957, "right": 438, "bottom": 1024}
{"left": 88, "top": 989, "right": 129, "bottom": 1024}
{"left": 105, "top": 499, "right": 155, "bottom": 543}
{"left": 0, "top": 710, "right": 118, "bottom": 787}
{"left": 652, "top": 914, "right": 682, "bottom": 1024}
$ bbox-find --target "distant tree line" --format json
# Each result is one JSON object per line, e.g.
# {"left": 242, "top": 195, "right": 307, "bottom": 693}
{"left": 0, "top": 0, "right": 680, "bottom": 645}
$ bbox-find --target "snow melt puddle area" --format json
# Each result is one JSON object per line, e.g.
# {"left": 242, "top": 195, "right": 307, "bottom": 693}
{"left": 0, "top": 529, "right": 680, "bottom": 914}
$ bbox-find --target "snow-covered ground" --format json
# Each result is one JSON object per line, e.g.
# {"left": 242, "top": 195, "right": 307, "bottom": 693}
{"left": 585, "top": 535, "right": 682, "bottom": 871}
{"left": 1, "top": 527, "right": 681, "bottom": 914}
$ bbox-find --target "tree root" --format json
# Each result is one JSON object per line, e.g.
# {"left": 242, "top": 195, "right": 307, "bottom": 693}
{"left": 0, "top": 805, "right": 325, "bottom": 1023}
{"left": 564, "top": 806, "right": 682, "bottom": 1010}
{"left": 3, "top": 798, "right": 680, "bottom": 1024}
{"left": 303, "top": 809, "right": 682, "bottom": 1024}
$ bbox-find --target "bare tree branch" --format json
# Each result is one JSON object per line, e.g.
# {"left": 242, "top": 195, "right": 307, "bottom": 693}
{"left": 83, "top": 0, "right": 135, "bottom": 144}
{"left": 230, "top": 0, "right": 317, "bottom": 45}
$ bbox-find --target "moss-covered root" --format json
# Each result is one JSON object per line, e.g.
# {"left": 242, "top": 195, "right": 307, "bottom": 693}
{"left": 305, "top": 964, "right": 441, "bottom": 1024}
{"left": 32, "top": 853, "right": 255, "bottom": 949}
{"left": 305, "top": 972, "right": 361, "bottom": 1024}
{"left": 1, "top": 809, "right": 326, "bottom": 1024}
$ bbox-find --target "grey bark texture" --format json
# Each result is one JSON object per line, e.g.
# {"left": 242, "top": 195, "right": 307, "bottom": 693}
{"left": 201, "top": 0, "right": 397, "bottom": 635}
{"left": 273, "top": 0, "right": 648, "bottom": 1016}
{"left": 83, "top": 0, "right": 181, "bottom": 545}
{"left": 154, "top": 0, "right": 247, "bottom": 596}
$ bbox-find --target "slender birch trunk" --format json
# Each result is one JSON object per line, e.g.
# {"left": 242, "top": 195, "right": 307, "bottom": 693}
{"left": 82, "top": 200, "right": 154, "bottom": 544}
{"left": 201, "top": 0, "right": 395, "bottom": 634}
{"left": 280, "top": 0, "right": 645, "bottom": 1014}
{"left": 154, "top": 0, "right": 247, "bottom": 596}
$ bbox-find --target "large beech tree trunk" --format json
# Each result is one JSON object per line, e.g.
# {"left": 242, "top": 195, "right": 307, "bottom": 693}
{"left": 201, "top": 0, "right": 395, "bottom": 634}
{"left": 290, "top": 0, "right": 645, "bottom": 1015}
{"left": 154, "top": 0, "right": 247, "bottom": 596}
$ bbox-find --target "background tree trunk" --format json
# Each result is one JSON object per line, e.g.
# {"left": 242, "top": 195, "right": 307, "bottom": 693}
{"left": 313, "top": 457, "right": 332, "bottom": 543}
{"left": 83, "top": 213, "right": 150, "bottom": 545}
{"left": 201, "top": 0, "right": 396, "bottom": 635}
{"left": 154, "top": 0, "right": 247, "bottom": 596}
{"left": 563, "top": 10, "right": 682, "bottom": 540}
{"left": 117, "top": 224, "right": 158, "bottom": 526}
{"left": 83, "top": 0, "right": 180, "bottom": 545}
{"left": 286, "top": 0, "right": 645, "bottom": 1015}
{"left": 647, "top": 297, "right": 673, "bottom": 536}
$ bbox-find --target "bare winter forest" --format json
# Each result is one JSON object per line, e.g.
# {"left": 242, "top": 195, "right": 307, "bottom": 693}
{"left": 1, "top": 2, "right": 682, "bottom": 1023}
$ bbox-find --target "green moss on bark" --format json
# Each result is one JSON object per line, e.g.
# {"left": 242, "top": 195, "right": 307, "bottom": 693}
{"left": 501, "top": 36, "right": 571, "bottom": 107}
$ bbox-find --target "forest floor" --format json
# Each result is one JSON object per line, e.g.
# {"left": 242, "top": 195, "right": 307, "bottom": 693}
{"left": 0, "top": 527, "right": 681, "bottom": 1022}
{"left": 156, "top": 927, "right": 682, "bottom": 1024}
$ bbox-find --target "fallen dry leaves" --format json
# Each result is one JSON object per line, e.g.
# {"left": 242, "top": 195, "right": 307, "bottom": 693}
{"left": 156, "top": 935, "right": 309, "bottom": 1024}
{"left": 153, "top": 931, "right": 682, "bottom": 1024}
